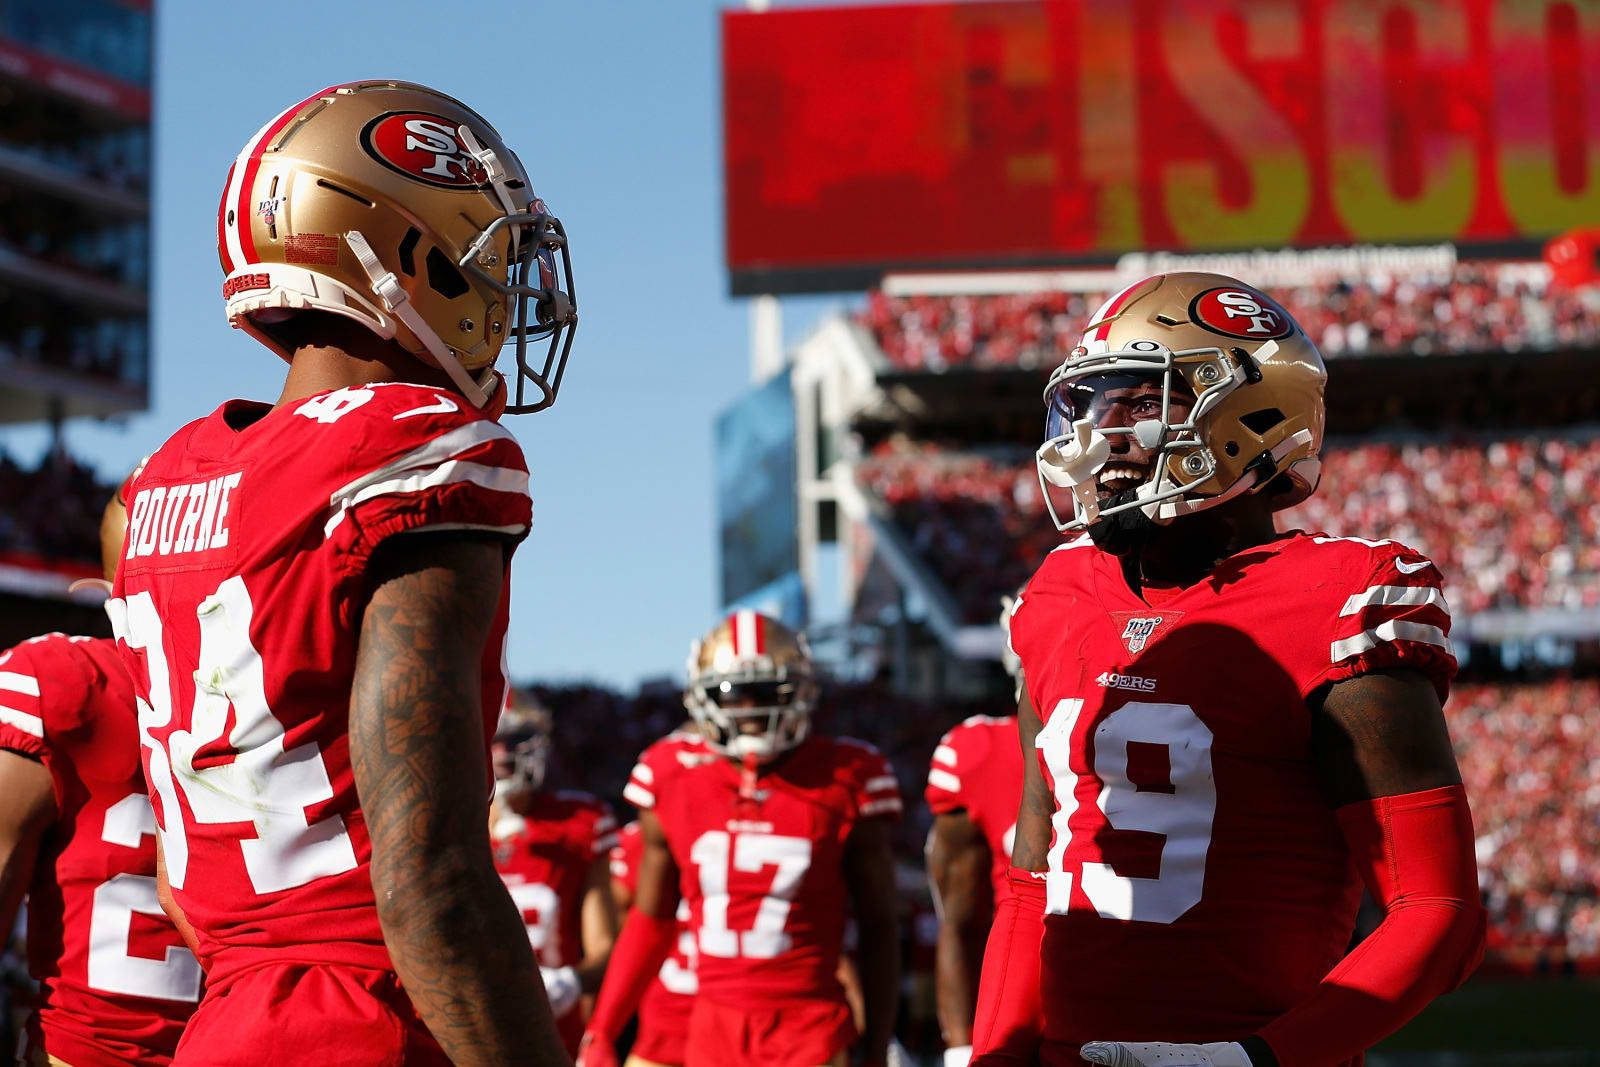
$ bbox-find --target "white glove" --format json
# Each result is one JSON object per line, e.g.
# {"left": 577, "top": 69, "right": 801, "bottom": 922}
{"left": 1080, "top": 1041, "right": 1253, "bottom": 1067}
{"left": 942, "top": 1045, "right": 972, "bottom": 1067}
{"left": 539, "top": 965, "right": 581, "bottom": 1017}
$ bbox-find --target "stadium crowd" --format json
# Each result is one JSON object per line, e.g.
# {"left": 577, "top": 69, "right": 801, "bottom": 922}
{"left": 855, "top": 434, "right": 1600, "bottom": 623}
{"left": 0, "top": 449, "right": 113, "bottom": 568}
{"left": 857, "top": 263, "right": 1600, "bottom": 370}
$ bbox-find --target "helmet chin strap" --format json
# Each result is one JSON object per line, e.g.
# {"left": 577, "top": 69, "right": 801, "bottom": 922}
{"left": 344, "top": 229, "right": 493, "bottom": 408}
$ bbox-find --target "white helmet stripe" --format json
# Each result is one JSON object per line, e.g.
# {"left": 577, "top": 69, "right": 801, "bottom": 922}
{"left": 733, "top": 610, "right": 759, "bottom": 659}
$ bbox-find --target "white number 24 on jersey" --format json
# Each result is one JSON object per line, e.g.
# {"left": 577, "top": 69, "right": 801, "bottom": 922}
{"left": 109, "top": 577, "right": 358, "bottom": 896}
{"left": 1036, "top": 699, "right": 1217, "bottom": 924}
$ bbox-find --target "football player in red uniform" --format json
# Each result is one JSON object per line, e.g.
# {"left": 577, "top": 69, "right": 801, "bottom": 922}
{"left": 971, "top": 273, "right": 1484, "bottom": 1067}
{"left": 490, "top": 695, "right": 620, "bottom": 1054}
{"left": 107, "top": 81, "right": 577, "bottom": 1066}
{"left": 0, "top": 494, "right": 200, "bottom": 1067}
{"left": 610, "top": 819, "right": 697, "bottom": 1067}
{"left": 925, "top": 601, "right": 1026, "bottom": 1067}
{"left": 578, "top": 612, "right": 902, "bottom": 1067}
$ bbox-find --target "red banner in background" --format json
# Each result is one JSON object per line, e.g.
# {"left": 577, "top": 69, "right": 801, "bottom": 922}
{"left": 722, "top": 0, "right": 1600, "bottom": 293}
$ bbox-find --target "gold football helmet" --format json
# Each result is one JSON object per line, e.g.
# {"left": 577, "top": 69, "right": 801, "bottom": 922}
{"left": 684, "top": 611, "right": 818, "bottom": 763}
{"left": 493, "top": 691, "right": 553, "bottom": 797}
{"left": 1036, "top": 272, "right": 1326, "bottom": 530}
{"left": 218, "top": 81, "right": 576, "bottom": 413}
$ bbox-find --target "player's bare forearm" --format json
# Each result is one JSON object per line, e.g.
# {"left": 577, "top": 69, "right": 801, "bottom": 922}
{"left": 846, "top": 817, "right": 901, "bottom": 1063}
{"left": 1010, "top": 693, "right": 1051, "bottom": 871}
{"left": 928, "top": 811, "right": 989, "bottom": 1046}
{"left": 0, "top": 750, "right": 56, "bottom": 937}
{"left": 576, "top": 857, "right": 619, "bottom": 992}
{"left": 353, "top": 533, "right": 563, "bottom": 1066}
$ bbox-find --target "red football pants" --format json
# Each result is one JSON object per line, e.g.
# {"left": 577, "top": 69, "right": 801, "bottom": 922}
{"left": 174, "top": 962, "right": 449, "bottom": 1066}
{"left": 684, "top": 996, "right": 854, "bottom": 1067}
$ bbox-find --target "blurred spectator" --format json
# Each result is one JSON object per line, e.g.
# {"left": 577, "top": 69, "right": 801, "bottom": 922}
{"left": 856, "top": 263, "right": 1600, "bottom": 370}
{"left": 1451, "top": 678, "right": 1600, "bottom": 972}
{"left": 0, "top": 449, "right": 117, "bottom": 567}
{"left": 855, "top": 435, "right": 1600, "bottom": 623}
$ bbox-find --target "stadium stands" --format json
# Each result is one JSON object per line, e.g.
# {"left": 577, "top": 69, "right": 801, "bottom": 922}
{"left": 857, "top": 263, "right": 1600, "bottom": 371}
{"left": 855, "top": 435, "right": 1600, "bottom": 623}
{"left": 1453, "top": 679, "right": 1600, "bottom": 973}
{"left": 0, "top": 449, "right": 113, "bottom": 567}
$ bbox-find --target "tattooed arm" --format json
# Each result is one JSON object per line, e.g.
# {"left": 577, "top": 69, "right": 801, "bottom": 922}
{"left": 352, "top": 533, "right": 565, "bottom": 1066}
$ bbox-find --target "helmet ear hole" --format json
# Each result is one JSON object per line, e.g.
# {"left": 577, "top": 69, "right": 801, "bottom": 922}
{"left": 426, "top": 248, "right": 469, "bottom": 298}
{"left": 1240, "top": 407, "right": 1286, "bottom": 435}
{"left": 398, "top": 227, "right": 421, "bottom": 276}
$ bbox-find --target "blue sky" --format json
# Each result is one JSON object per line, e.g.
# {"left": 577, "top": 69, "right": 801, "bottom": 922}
{"left": 1, "top": 0, "right": 849, "bottom": 688}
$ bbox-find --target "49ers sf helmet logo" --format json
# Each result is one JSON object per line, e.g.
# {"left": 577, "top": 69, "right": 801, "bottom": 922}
{"left": 1189, "top": 287, "right": 1295, "bottom": 341}
{"left": 360, "top": 112, "right": 489, "bottom": 189}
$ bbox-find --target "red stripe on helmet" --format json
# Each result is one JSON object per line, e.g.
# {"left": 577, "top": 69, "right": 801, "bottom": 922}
{"left": 753, "top": 613, "right": 766, "bottom": 655}
{"left": 235, "top": 84, "right": 343, "bottom": 264}
{"left": 1090, "top": 276, "right": 1155, "bottom": 342}
{"left": 217, "top": 161, "right": 237, "bottom": 273}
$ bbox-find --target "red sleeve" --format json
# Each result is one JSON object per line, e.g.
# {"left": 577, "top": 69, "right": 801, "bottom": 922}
{"left": 1306, "top": 543, "right": 1457, "bottom": 704}
{"left": 925, "top": 724, "right": 969, "bottom": 816}
{"left": 970, "top": 867, "right": 1046, "bottom": 1065}
{"left": 586, "top": 798, "right": 620, "bottom": 858}
{"left": 843, "top": 738, "right": 902, "bottom": 821}
{"left": 586, "top": 908, "right": 677, "bottom": 1043}
{"left": 610, "top": 822, "right": 641, "bottom": 893}
{"left": 623, "top": 743, "right": 667, "bottom": 812}
{"left": 320, "top": 386, "right": 533, "bottom": 574}
{"left": 0, "top": 637, "right": 97, "bottom": 812}
{"left": 1253, "top": 785, "right": 1485, "bottom": 1065}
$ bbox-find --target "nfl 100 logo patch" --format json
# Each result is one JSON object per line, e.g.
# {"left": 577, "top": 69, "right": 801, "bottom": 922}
{"left": 1108, "top": 611, "right": 1183, "bottom": 655}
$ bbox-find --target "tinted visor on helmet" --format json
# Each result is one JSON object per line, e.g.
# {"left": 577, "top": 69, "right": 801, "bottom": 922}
{"left": 702, "top": 679, "right": 797, "bottom": 710}
{"left": 1045, "top": 371, "right": 1166, "bottom": 440}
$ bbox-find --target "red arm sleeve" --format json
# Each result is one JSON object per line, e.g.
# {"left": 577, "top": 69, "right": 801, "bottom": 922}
{"left": 585, "top": 907, "right": 677, "bottom": 1042}
{"left": 1253, "top": 784, "right": 1486, "bottom": 1066}
{"left": 970, "top": 867, "right": 1046, "bottom": 1065}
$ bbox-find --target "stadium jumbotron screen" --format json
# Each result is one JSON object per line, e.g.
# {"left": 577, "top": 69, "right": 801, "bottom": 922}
{"left": 722, "top": 0, "right": 1599, "bottom": 293}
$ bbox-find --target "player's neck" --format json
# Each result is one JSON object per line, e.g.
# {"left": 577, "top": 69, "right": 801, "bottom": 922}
{"left": 275, "top": 331, "right": 456, "bottom": 410}
{"left": 1127, "top": 501, "right": 1280, "bottom": 590}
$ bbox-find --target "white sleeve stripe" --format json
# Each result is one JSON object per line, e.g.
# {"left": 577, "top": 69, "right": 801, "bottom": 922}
{"left": 325, "top": 459, "right": 529, "bottom": 536}
{"left": 592, "top": 833, "right": 620, "bottom": 855}
{"left": 1330, "top": 620, "right": 1451, "bottom": 663}
{"left": 0, "top": 672, "right": 40, "bottom": 697}
{"left": 1339, "top": 585, "right": 1448, "bottom": 616}
{"left": 864, "top": 775, "right": 898, "bottom": 792}
{"left": 610, "top": 859, "right": 628, "bottom": 877}
{"left": 631, "top": 763, "right": 654, "bottom": 784}
{"left": 328, "top": 420, "right": 514, "bottom": 500}
{"left": 932, "top": 744, "right": 958, "bottom": 767}
{"left": 594, "top": 816, "right": 618, "bottom": 832}
{"left": 927, "top": 768, "right": 963, "bottom": 794}
{"left": 622, "top": 782, "right": 656, "bottom": 809}
{"left": 862, "top": 798, "right": 903, "bottom": 816}
{"left": 0, "top": 705, "right": 44, "bottom": 738}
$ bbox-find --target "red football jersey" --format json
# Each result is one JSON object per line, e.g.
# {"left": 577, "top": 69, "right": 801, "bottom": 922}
{"left": 925, "top": 714, "right": 1024, "bottom": 902}
{"left": 623, "top": 731, "right": 902, "bottom": 1007}
{"left": 492, "top": 788, "right": 617, "bottom": 1047}
{"left": 0, "top": 634, "right": 200, "bottom": 1067}
{"left": 107, "top": 383, "right": 529, "bottom": 990}
{"left": 611, "top": 819, "right": 698, "bottom": 1013}
{"left": 1009, "top": 531, "right": 1455, "bottom": 1061}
